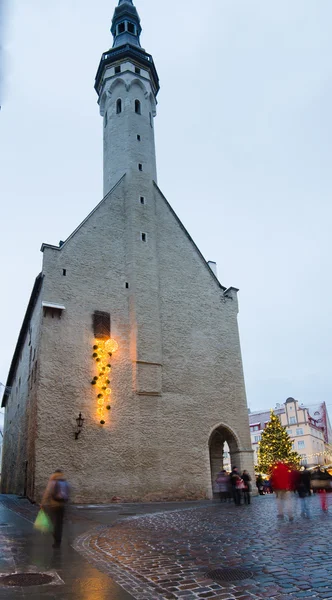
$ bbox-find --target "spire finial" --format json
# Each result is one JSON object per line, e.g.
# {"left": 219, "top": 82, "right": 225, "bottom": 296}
{"left": 111, "top": 0, "right": 142, "bottom": 48}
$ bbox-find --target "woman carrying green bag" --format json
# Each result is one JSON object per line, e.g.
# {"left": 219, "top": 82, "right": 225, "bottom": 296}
{"left": 40, "top": 469, "right": 70, "bottom": 548}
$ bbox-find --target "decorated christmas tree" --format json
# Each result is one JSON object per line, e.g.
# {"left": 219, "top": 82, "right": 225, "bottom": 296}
{"left": 257, "top": 410, "right": 301, "bottom": 473}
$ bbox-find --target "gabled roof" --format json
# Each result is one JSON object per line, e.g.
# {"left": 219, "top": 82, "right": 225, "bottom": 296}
{"left": 2, "top": 274, "right": 44, "bottom": 408}
{"left": 153, "top": 182, "right": 230, "bottom": 293}
{"left": 41, "top": 175, "right": 126, "bottom": 253}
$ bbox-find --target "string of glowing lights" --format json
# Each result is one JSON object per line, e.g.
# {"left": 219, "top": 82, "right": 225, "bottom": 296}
{"left": 91, "top": 338, "right": 119, "bottom": 425}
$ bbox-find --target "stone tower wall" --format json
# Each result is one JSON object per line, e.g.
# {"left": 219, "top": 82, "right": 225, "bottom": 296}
{"left": 101, "top": 63, "right": 157, "bottom": 196}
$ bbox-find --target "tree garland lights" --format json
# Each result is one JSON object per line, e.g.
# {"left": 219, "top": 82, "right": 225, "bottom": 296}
{"left": 257, "top": 410, "right": 301, "bottom": 473}
{"left": 91, "top": 338, "right": 118, "bottom": 425}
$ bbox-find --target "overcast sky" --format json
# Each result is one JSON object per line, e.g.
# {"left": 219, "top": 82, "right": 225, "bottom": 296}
{"left": 1, "top": 0, "right": 332, "bottom": 414}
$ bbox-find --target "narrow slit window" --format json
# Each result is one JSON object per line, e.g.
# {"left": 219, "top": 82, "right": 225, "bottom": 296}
{"left": 137, "top": 134, "right": 141, "bottom": 141}
{"left": 138, "top": 163, "right": 143, "bottom": 171}
{"left": 125, "top": 282, "right": 129, "bottom": 289}
{"left": 127, "top": 22, "right": 135, "bottom": 34}
{"left": 140, "top": 196, "right": 145, "bottom": 205}
{"left": 63, "top": 269, "right": 67, "bottom": 276}
{"left": 135, "top": 67, "right": 141, "bottom": 75}
{"left": 118, "top": 23, "right": 125, "bottom": 34}
{"left": 141, "top": 233, "right": 147, "bottom": 242}
{"left": 115, "top": 65, "right": 121, "bottom": 74}
{"left": 116, "top": 99, "right": 122, "bottom": 114}
{"left": 149, "top": 112, "right": 153, "bottom": 127}
{"left": 135, "top": 99, "right": 141, "bottom": 115}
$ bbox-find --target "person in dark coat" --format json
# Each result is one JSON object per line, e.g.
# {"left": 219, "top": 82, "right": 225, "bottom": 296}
{"left": 296, "top": 469, "right": 311, "bottom": 518}
{"left": 256, "top": 474, "right": 264, "bottom": 495}
{"left": 301, "top": 466, "right": 312, "bottom": 496}
{"left": 230, "top": 467, "right": 241, "bottom": 505}
{"left": 242, "top": 470, "right": 251, "bottom": 505}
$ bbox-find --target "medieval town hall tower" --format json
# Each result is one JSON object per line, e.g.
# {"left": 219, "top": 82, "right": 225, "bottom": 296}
{"left": 1, "top": 0, "right": 254, "bottom": 502}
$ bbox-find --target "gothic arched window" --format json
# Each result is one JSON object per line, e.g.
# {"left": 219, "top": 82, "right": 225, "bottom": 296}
{"left": 116, "top": 99, "right": 122, "bottom": 114}
{"left": 135, "top": 99, "right": 141, "bottom": 115}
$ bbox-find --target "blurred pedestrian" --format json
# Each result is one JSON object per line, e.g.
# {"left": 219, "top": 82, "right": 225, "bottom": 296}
{"left": 256, "top": 474, "right": 264, "bottom": 495}
{"left": 242, "top": 470, "right": 251, "bottom": 505}
{"left": 215, "top": 469, "right": 229, "bottom": 503}
{"left": 311, "top": 467, "right": 330, "bottom": 512}
{"left": 270, "top": 462, "right": 294, "bottom": 521}
{"left": 296, "top": 469, "right": 311, "bottom": 519}
{"left": 230, "top": 467, "right": 241, "bottom": 505}
{"left": 301, "top": 465, "right": 312, "bottom": 496}
{"left": 41, "top": 469, "right": 70, "bottom": 548}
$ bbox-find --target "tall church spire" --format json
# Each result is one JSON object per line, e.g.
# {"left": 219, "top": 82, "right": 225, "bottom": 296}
{"left": 95, "top": 0, "right": 160, "bottom": 196}
{"left": 111, "top": 0, "right": 142, "bottom": 48}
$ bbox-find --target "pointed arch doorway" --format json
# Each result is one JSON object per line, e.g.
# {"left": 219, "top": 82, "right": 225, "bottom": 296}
{"left": 209, "top": 425, "right": 240, "bottom": 498}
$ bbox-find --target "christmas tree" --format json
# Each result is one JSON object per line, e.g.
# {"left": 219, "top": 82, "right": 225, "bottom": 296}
{"left": 257, "top": 410, "right": 301, "bottom": 473}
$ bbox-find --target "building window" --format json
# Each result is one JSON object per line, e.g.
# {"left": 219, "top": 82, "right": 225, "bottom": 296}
{"left": 116, "top": 99, "right": 122, "bottom": 114}
{"left": 296, "top": 428, "right": 303, "bottom": 435}
{"left": 115, "top": 65, "right": 121, "bottom": 74}
{"left": 141, "top": 233, "right": 147, "bottom": 242}
{"left": 125, "top": 282, "right": 129, "bottom": 289}
{"left": 289, "top": 417, "right": 296, "bottom": 424}
{"left": 138, "top": 163, "right": 143, "bottom": 171}
{"left": 127, "top": 22, "right": 135, "bottom": 34}
{"left": 137, "top": 134, "right": 141, "bottom": 141}
{"left": 298, "top": 440, "right": 305, "bottom": 449}
{"left": 63, "top": 269, "right": 67, "bottom": 276}
{"left": 135, "top": 99, "right": 141, "bottom": 115}
{"left": 140, "top": 196, "right": 145, "bottom": 205}
{"left": 92, "top": 311, "right": 110, "bottom": 340}
{"left": 287, "top": 430, "right": 292, "bottom": 436}
{"left": 254, "top": 435, "right": 261, "bottom": 443}
{"left": 135, "top": 67, "right": 141, "bottom": 74}
{"left": 149, "top": 111, "right": 153, "bottom": 127}
{"left": 117, "top": 23, "right": 125, "bottom": 34}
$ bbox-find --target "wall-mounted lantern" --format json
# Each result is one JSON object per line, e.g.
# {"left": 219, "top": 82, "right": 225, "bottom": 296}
{"left": 75, "top": 413, "right": 84, "bottom": 440}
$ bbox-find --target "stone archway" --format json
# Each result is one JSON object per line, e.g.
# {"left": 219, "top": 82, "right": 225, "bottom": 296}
{"left": 209, "top": 425, "right": 240, "bottom": 498}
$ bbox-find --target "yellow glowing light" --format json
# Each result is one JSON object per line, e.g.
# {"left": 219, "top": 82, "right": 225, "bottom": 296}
{"left": 96, "top": 379, "right": 107, "bottom": 389}
{"left": 93, "top": 337, "right": 119, "bottom": 426}
{"left": 105, "top": 338, "right": 119, "bottom": 354}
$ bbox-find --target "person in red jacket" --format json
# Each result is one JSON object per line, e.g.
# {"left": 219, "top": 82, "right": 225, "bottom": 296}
{"left": 270, "top": 461, "right": 294, "bottom": 521}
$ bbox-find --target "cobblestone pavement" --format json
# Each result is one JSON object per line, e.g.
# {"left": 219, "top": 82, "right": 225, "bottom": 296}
{"left": 74, "top": 494, "right": 332, "bottom": 600}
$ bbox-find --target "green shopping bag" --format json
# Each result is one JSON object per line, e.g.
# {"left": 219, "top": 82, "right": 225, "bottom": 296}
{"left": 34, "top": 509, "right": 53, "bottom": 534}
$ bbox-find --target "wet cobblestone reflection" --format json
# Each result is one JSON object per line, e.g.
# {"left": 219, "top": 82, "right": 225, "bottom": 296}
{"left": 75, "top": 495, "right": 332, "bottom": 599}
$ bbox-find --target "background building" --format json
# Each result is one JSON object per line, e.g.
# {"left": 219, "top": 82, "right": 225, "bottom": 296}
{"left": 1, "top": 0, "right": 254, "bottom": 503}
{"left": 249, "top": 398, "right": 332, "bottom": 468}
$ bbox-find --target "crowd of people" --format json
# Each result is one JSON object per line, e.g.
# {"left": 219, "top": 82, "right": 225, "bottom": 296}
{"left": 215, "top": 467, "right": 252, "bottom": 505}
{"left": 215, "top": 463, "right": 332, "bottom": 516}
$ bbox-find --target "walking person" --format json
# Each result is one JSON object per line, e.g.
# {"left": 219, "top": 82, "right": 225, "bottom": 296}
{"left": 242, "top": 470, "right": 252, "bottom": 505}
{"left": 215, "top": 469, "right": 229, "bottom": 503}
{"left": 270, "top": 461, "right": 294, "bottom": 521}
{"left": 296, "top": 469, "right": 311, "bottom": 519}
{"left": 230, "top": 467, "right": 241, "bottom": 506}
{"left": 41, "top": 469, "right": 70, "bottom": 548}
{"left": 256, "top": 474, "right": 264, "bottom": 495}
{"left": 301, "top": 465, "right": 312, "bottom": 496}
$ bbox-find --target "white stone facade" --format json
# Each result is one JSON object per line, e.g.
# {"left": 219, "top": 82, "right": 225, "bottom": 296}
{"left": 1, "top": 0, "right": 254, "bottom": 503}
